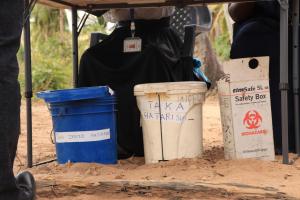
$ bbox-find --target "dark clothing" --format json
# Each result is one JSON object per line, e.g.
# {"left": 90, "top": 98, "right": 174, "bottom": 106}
{"left": 233, "top": 1, "right": 279, "bottom": 37}
{"left": 79, "top": 18, "right": 195, "bottom": 156}
{"left": 254, "top": 1, "right": 279, "bottom": 20}
{"left": 230, "top": 0, "right": 297, "bottom": 153}
{"left": 0, "top": 0, "right": 23, "bottom": 198}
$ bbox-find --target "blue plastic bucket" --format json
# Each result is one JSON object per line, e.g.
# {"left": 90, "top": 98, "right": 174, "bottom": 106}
{"left": 37, "top": 86, "right": 117, "bottom": 164}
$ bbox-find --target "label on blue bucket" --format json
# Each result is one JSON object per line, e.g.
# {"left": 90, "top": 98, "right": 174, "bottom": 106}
{"left": 55, "top": 129, "right": 111, "bottom": 143}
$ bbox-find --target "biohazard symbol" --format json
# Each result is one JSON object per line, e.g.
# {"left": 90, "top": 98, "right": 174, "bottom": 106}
{"left": 243, "top": 110, "right": 262, "bottom": 129}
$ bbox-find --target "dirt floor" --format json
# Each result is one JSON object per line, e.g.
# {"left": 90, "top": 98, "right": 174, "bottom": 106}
{"left": 15, "top": 95, "right": 300, "bottom": 200}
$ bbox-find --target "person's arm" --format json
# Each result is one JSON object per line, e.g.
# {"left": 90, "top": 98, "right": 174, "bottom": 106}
{"left": 228, "top": 2, "right": 255, "bottom": 22}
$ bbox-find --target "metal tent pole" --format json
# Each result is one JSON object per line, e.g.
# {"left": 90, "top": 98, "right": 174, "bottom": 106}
{"left": 72, "top": 7, "right": 79, "bottom": 87}
{"left": 24, "top": 0, "right": 33, "bottom": 168}
{"left": 293, "top": 0, "right": 300, "bottom": 156}
{"left": 279, "top": 0, "right": 290, "bottom": 164}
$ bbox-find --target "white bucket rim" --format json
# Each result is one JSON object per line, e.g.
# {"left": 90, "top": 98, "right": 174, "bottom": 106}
{"left": 134, "top": 81, "right": 207, "bottom": 96}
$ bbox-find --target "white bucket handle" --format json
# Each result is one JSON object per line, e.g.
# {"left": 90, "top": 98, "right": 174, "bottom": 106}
{"left": 143, "top": 89, "right": 168, "bottom": 94}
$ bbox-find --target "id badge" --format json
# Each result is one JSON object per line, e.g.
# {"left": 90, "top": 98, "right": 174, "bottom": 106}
{"left": 123, "top": 37, "right": 142, "bottom": 53}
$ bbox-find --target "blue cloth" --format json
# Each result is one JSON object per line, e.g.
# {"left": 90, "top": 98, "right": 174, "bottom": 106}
{"left": 192, "top": 58, "right": 211, "bottom": 88}
{"left": 0, "top": 0, "right": 23, "bottom": 198}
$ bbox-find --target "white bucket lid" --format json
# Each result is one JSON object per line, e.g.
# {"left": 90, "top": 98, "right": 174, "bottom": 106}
{"left": 134, "top": 81, "right": 207, "bottom": 96}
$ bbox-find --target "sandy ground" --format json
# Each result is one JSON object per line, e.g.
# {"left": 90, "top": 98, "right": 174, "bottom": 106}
{"left": 15, "top": 95, "right": 300, "bottom": 200}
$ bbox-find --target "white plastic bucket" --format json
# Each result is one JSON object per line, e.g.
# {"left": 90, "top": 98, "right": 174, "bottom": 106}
{"left": 134, "top": 81, "right": 207, "bottom": 164}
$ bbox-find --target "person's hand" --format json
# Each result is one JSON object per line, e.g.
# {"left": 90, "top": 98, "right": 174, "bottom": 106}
{"left": 228, "top": 2, "right": 255, "bottom": 22}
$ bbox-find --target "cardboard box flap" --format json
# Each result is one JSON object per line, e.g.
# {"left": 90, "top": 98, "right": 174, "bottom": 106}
{"left": 222, "top": 57, "right": 269, "bottom": 82}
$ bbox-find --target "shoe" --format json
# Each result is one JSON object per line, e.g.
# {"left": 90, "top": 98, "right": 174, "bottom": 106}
{"left": 117, "top": 145, "right": 133, "bottom": 160}
{"left": 15, "top": 171, "right": 36, "bottom": 200}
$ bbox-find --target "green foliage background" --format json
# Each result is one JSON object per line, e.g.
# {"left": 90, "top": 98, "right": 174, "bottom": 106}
{"left": 18, "top": 5, "right": 106, "bottom": 95}
{"left": 209, "top": 5, "right": 231, "bottom": 61}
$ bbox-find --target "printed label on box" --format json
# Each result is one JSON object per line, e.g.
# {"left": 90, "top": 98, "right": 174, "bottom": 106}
{"left": 230, "top": 80, "right": 274, "bottom": 159}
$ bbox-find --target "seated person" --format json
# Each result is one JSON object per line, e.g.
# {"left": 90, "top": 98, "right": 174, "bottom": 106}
{"left": 229, "top": 1, "right": 297, "bottom": 153}
{"left": 78, "top": 8, "right": 196, "bottom": 158}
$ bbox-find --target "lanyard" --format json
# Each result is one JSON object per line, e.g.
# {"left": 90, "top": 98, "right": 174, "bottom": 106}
{"left": 123, "top": 8, "right": 142, "bottom": 53}
{"left": 130, "top": 9, "right": 136, "bottom": 38}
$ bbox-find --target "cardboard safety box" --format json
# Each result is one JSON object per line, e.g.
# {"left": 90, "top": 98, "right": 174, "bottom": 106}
{"left": 217, "top": 57, "right": 275, "bottom": 161}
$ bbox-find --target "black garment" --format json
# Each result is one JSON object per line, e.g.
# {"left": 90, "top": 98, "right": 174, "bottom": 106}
{"left": 254, "top": 1, "right": 279, "bottom": 20}
{"left": 233, "top": 1, "right": 280, "bottom": 37}
{"left": 230, "top": 0, "right": 297, "bottom": 153}
{"left": 79, "top": 17, "right": 195, "bottom": 156}
{"left": 0, "top": 0, "right": 24, "bottom": 199}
